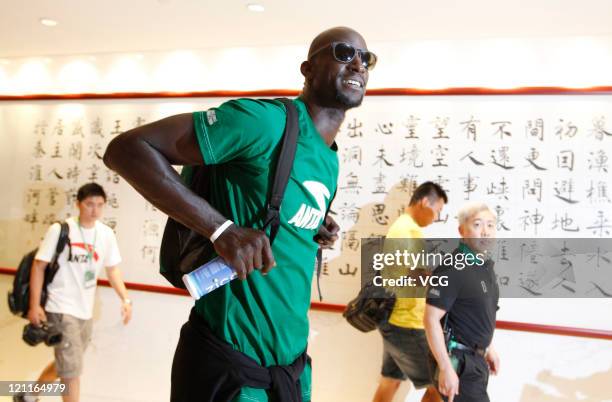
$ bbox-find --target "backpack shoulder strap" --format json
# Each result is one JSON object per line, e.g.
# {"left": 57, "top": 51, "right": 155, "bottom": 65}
{"left": 55, "top": 221, "right": 70, "bottom": 255}
{"left": 264, "top": 98, "right": 299, "bottom": 244}
{"left": 48, "top": 221, "right": 71, "bottom": 282}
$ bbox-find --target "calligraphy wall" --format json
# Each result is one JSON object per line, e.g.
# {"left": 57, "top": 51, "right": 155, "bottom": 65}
{"left": 1, "top": 94, "right": 610, "bottom": 329}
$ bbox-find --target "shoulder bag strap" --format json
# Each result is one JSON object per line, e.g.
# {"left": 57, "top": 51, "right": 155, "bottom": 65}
{"left": 263, "top": 98, "right": 299, "bottom": 245}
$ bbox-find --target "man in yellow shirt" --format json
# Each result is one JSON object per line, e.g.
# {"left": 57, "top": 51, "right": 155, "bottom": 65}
{"left": 373, "top": 182, "right": 447, "bottom": 402}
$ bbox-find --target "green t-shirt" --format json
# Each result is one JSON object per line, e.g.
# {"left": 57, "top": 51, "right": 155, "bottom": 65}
{"left": 192, "top": 97, "right": 339, "bottom": 402}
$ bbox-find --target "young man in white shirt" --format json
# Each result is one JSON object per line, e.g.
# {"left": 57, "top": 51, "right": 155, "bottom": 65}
{"left": 22, "top": 182, "right": 133, "bottom": 402}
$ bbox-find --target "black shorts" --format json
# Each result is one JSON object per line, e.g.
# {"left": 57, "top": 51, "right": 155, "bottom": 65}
{"left": 379, "top": 322, "right": 434, "bottom": 388}
{"left": 171, "top": 309, "right": 309, "bottom": 402}
{"left": 171, "top": 318, "right": 244, "bottom": 402}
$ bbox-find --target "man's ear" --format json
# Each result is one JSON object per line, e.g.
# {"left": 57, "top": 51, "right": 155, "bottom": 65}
{"left": 300, "top": 60, "right": 312, "bottom": 80}
{"left": 458, "top": 225, "right": 465, "bottom": 237}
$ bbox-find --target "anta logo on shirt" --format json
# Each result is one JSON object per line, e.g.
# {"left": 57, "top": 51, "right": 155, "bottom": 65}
{"left": 68, "top": 243, "right": 100, "bottom": 263}
{"left": 288, "top": 181, "right": 330, "bottom": 230}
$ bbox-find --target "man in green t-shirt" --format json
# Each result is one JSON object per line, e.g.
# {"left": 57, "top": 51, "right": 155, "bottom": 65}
{"left": 104, "top": 27, "right": 376, "bottom": 402}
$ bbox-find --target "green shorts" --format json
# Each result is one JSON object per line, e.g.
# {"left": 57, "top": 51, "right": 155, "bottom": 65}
{"left": 46, "top": 312, "right": 93, "bottom": 378}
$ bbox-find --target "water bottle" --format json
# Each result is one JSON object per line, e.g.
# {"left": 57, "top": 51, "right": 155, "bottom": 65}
{"left": 182, "top": 256, "right": 238, "bottom": 300}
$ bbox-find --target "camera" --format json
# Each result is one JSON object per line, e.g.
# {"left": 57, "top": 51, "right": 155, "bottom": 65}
{"left": 22, "top": 322, "right": 63, "bottom": 347}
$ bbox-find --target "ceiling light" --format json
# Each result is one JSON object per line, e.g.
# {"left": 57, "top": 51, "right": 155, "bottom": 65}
{"left": 247, "top": 3, "right": 265, "bottom": 12}
{"left": 39, "top": 18, "right": 58, "bottom": 27}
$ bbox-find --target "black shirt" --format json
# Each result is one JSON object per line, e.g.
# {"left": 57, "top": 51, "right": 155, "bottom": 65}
{"left": 426, "top": 245, "right": 499, "bottom": 350}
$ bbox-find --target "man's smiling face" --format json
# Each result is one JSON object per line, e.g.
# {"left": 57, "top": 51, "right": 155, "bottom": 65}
{"left": 304, "top": 28, "right": 371, "bottom": 109}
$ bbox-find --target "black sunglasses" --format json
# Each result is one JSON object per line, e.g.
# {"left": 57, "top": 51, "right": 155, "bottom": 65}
{"left": 309, "top": 41, "right": 377, "bottom": 71}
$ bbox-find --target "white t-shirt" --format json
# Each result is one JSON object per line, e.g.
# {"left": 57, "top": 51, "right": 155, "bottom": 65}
{"left": 35, "top": 216, "right": 122, "bottom": 320}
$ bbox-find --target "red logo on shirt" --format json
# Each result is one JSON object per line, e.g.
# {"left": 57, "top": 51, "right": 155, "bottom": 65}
{"left": 71, "top": 243, "right": 100, "bottom": 262}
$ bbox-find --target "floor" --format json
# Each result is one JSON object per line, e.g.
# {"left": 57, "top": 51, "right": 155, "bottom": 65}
{"left": 1, "top": 275, "right": 611, "bottom": 402}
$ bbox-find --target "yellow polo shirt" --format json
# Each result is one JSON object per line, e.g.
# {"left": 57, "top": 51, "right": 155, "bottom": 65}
{"left": 384, "top": 214, "right": 426, "bottom": 329}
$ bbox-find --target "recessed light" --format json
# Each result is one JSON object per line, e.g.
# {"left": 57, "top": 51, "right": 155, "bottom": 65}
{"left": 40, "top": 18, "right": 58, "bottom": 27}
{"left": 247, "top": 3, "right": 265, "bottom": 12}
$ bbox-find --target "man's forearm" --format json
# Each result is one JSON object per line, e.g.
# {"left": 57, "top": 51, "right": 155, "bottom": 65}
{"left": 103, "top": 117, "right": 226, "bottom": 238}
{"left": 106, "top": 267, "right": 129, "bottom": 301}
{"left": 424, "top": 312, "right": 454, "bottom": 371}
{"left": 28, "top": 260, "right": 47, "bottom": 309}
{"left": 104, "top": 114, "right": 277, "bottom": 278}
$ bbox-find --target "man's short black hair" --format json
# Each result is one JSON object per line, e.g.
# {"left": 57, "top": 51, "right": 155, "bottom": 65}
{"left": 409, "top": 181, "right": 448, "bottom": 206}
{"left": 77, "top": 182, "right": 107, "bottom": 202}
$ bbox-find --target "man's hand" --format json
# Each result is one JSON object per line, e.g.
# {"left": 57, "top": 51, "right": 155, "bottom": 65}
{"left": 438, "top": 367, "right": 459, "bottom": 402}
{"left": 213, "top": 225, "right": 276, "bottom": 280}
{"left": 314, "top": 215, "right": 339, "bottom": 249}
{"left": 485, "top": 346, "right": 500, "bottom": 375}
{"left": 121, "top": 300, "right": 133, "bottom": 325}
{"left": 27, "top": 305, "right": 47, "bottom": 327}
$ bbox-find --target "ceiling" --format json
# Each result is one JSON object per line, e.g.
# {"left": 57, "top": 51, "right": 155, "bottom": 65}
{"left": 2, "top": 0, "right": 612, "bottom": 58}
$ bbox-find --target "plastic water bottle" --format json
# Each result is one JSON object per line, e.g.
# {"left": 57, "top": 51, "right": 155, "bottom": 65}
{"left": 182, "top": 256, "right": 238, "bottom": 300}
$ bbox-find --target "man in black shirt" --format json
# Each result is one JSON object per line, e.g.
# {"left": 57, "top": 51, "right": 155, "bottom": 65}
{"left": 424, "top": 203, "right": 501, "bottom": 402}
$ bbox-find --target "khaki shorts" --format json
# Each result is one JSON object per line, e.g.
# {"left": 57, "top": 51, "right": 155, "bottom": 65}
{"left": 46, "top": 312, "right": 93, "bottom": 378}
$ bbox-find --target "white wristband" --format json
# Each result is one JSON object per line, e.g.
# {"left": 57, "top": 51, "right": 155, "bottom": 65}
{"left": 210, "top": 220, "right": 233, "bottom": 243}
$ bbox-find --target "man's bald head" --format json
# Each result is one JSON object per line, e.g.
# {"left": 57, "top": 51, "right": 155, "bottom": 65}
{"left": 307, "top": 27, "right": 367, "bottom": 59}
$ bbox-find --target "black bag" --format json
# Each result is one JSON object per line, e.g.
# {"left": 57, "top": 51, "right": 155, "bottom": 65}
{"left": 343, "top": 237, "right": 396, "bottom": 332}
{"left": 7, "top": 221, "right": 70, "bottom": 318}
{"left": 159, "top": 98, "right": 299, "bottom": 288}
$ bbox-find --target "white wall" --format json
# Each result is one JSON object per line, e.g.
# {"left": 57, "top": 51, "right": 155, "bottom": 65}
{"left": 1, "top": 35, "right": 612, "bottom": 95}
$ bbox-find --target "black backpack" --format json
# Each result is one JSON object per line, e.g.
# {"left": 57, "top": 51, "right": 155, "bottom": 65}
{"left": 8, "top": 221, "right": 70, "bottom": 318}
{"left": 159, "top": 98, "right": 299, "bottom": 288}
{"left": 343, "top": 236, "right": 397, "bottom": 332}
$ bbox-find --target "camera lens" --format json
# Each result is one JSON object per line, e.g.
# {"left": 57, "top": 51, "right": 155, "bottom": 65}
{"left": 22, "top": 322, "right": 63, "bottom": 347}
{"left": 22, "top": 324, "right": 44, "bottom": 346}
{"left": 46, "top": 332, "right": 63, "bottom": 346}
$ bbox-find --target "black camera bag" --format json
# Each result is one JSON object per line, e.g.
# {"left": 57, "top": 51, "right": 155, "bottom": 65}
{"left": 343, "top": 237, "right": 396, "bottom": 332}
